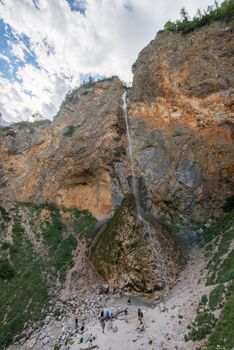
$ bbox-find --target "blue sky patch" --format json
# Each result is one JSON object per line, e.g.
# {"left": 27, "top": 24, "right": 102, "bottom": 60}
{"left": 0, "top": 19, "right": 39, "bottom": 82}
{"left": 67, "top": 0, "right": 87, "bottom": 14}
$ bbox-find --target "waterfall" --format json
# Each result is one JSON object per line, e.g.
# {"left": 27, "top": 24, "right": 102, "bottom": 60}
{"left": 121, "top": 91, "right": 142, "bottom": 218}
{"left": 121, "top": 91, "right": 169, "bottom": 292}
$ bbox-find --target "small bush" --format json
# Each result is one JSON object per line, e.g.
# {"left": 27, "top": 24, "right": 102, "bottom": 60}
{"left": 222, "top": 195, "right": 234, "bottom": 212}
{"left": 1, "top": 241, "right": 12, "bottom": 251}
{"left": 72, "top": 208, "right": 97, "bottom": 246}
{"left": 209, "top": 284, "right": 225, "bottom": 310}
{"left": 14, "top": 121, "right": 34, "bottom": 130}
{"left": 0, "top": 206, "right": 10, "bottom": 222}
{"left": 201, "top": 294, "right": 208, "bottom": 305}
{"left": 0, "top": 259, "right": 15, "bottom": 279}
{"left": 62, "top": 125, "right": 76, "bottom": 137}
{"left": 216, "top": 250, "right": 234, "bottom": 283}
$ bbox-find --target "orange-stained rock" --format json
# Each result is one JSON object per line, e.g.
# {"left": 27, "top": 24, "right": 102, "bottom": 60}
{"left": 0, "top": 22, "right": 233, "bottom": 225}
{"left": 127, "top": 20, "right": 234, "bottom": 222}
{"left": 0, "top": 78, "right": 125, "bottom": 220}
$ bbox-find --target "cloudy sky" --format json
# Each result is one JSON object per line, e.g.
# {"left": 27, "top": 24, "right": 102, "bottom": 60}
{"left": 0, "top": 0, "right": 213, "bottom": 123}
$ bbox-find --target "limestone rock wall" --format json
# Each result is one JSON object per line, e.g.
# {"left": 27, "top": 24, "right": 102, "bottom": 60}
{"left": 0, "top": 22, "right": 233, "bottom": 223}
{"left": 0, "top": 78, "right": 125, "bottom": 220}
{"left": 128, "top": 20, "right": 234, "bottom": 222}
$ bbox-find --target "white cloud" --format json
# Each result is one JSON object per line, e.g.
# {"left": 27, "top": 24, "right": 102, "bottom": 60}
{"left": 0, "top": 0, "right": 213, "bottom": 122}
{"left": 0, "top": 52, "right": 10, "bottom": 63}
{"left": 9, "top": 41, "right": 26, "bottom": 61}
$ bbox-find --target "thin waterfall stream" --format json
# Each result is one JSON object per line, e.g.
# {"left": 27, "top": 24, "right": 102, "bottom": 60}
{"left": 121, "top": 91, "right": 169, "bottom": 293}
{"left": 121, "top": 91, "right": 142, "bottom": 218}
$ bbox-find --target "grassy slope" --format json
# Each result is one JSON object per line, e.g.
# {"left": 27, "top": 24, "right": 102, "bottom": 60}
{"left": 185, "top": 210, "right": 234, "bottom": 349}
{"left": 0, "top": 203, "right": 96, "bottom": 350}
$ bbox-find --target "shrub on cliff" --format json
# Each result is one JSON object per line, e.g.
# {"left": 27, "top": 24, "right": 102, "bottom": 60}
{"left": 164, "top": 0, "right": 234, "bottom": 33}
{"left": 63, "top": 75, "right": 119, "bottom": 105}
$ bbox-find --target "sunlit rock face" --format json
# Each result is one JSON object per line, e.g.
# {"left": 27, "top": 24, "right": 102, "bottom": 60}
{"left": 0, "top": 22, "right": 233, "bottom": 223}
{"left": 0, "top": 77, "right": 125, "bottom": 220}
{"left": 128, "top": 20, "right": 234, "bottom": 222}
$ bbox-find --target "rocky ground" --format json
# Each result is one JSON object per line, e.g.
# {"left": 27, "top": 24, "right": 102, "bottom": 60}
{"left": 8, "top": 249, "right": 212, "bottom": 350}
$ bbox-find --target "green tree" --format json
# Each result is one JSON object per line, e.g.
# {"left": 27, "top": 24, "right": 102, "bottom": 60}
{"left": 180, "top": 7, "right": 189, "bottom": 21}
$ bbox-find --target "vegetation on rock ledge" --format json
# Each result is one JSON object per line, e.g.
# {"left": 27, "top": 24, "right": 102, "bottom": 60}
{"left": 164, "top": 0, "right": 234, "bottom": 33}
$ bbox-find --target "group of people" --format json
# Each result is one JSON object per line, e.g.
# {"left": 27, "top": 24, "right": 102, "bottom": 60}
{"left": 99, "top": 308, "right": 115, "bottom": 333}
{"left": 75, "top": 320, "right": 95, "bottom": 347}
{"left": 75, "top": 319, "right": 85, "bottom": 332}
{"left": 99, "top": 302, "right": 144, "bottom": 334}
{"left": 74, "top": 299, "right": 145, "bottom": 347}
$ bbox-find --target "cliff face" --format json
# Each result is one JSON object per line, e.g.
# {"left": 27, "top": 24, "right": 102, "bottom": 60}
{"left": 0, "top": 78, "right": 125, "bottom": 220}
{"left": 0, "top": 21, "right": 233, "bottom": 294}
{"left": 129, "top": 21, "right": 234, "bottom": 222}
{"left": 0, "top": 22, "right": 233, "bottom": 224}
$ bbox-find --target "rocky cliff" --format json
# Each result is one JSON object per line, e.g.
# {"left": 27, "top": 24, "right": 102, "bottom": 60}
{"left": 0, "top": 21, "right": 233, "bottom": 223}
{"left": 0, "top": 77, "right": 125, "bottom": 220}
{"left": 0, "top": 20, "right": 233, "bottom": 295}
{"left": 129, "top": 20, "right": 233, "bottom": 223}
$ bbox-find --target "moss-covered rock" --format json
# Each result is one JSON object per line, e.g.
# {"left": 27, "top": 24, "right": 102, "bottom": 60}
{"left": 90, "top": 195, "right": 186, "bottom": 294}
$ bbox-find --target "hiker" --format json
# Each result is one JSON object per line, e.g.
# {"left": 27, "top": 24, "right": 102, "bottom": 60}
{"left": 75, "top": 317, "right": 78, "bottom": 329}
{"left": 124, "top": 308, "right": 128, "bottom": 323}
{"left": 108, "top": 317, "right": 113, "bottom": 331}
{"left": 138, "top": 308, "right": 143, "bottom": 323}
{"left": 100, "top": 318, "right": 105, "bottom": 333}
{"left": 139, "top": 321, "right": 145, "bottom": 332}
{"left": 80, "top": 322, "right": 85, "bottom": 334}
{"left": 127, "top": 297, "right": 131, "bottom": 305}
{"left": 89, "top": 333, "right": 94, "bottom": 347}
{"left": 100, "top": 309, "right": 104, "bottom": 318}
{"left": 105, "top": 309, "right": 112, "bottom": 320}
